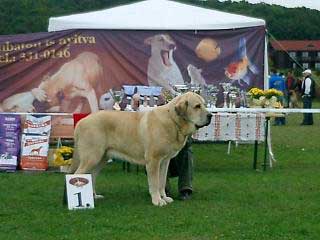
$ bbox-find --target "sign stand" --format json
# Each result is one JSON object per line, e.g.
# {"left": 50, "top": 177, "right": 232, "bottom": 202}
{"left": 65, "top": 174, "right": 95, "bottom": 210}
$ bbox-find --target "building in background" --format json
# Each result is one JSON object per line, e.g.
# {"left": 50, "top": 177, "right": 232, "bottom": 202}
{"left": 270, "top": 40, "right": 320, "bottom": 70}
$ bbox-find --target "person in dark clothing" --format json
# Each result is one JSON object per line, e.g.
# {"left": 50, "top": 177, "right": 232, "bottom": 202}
{"left": 166, "top": 137, "right": 193, "bottom": 200}
{"left": 286, "top": 71, "right": 297, "bottom": 108}
{"left": 300, "top": 69, "right": 315, "bottom": 125}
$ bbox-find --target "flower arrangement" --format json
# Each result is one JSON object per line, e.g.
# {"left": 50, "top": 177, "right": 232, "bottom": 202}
{"left": 248, "top": 87, "right": 283, "bottom": 99}
{"left": 247, "top": 87, "right": 283, "bottom": 108}
{"left": 53, "top": 146, "right": 73, "bottom": 166}
{"left": 248, "top": 87, "right": 265, "bottom": 99}
{"left": 264, "top": 88, "right": 283, "bottom": 99}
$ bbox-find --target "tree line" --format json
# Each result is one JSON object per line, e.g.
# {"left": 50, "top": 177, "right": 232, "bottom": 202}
{"left": 0, "top": 0, "right": 319, "bottom": 40}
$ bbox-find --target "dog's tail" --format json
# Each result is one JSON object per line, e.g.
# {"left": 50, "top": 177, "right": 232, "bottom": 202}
{"left": 68, "top": 129, "right": 81, "bottom": 173}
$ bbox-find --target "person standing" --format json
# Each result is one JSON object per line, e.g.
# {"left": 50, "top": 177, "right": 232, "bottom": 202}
{"left": 269, "top": 70, "right": 286, "bottom": 125}
{"left": 300, "top": 69, "right": 315, "bottom": 125}
{"left": 160, "top": 90, "right": 194, "bottom": 201}
{"left": 286, "top": 71, "right": 297, "bottom": 108}
{"left": 166, "top": 137, "right": 193, "bottom": 200}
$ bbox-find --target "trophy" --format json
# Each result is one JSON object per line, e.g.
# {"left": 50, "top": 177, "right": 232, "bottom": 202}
{"left": 189, "top": 84, "right": 202, "bottom": 95}
{"left": 239, "top": 90, "right": 247, "bottom": 108}
{"left": 229, "top": 93, "right": 237, "bottom": 108}
{"left": 174, "top": 84, "right": 189, "bottom": 96}
{"left": 125, "top": 96, "right": 133, "bottom": 111}
{"left": 113, "top": 90, "right": 123, "bottom": 102}
{"left": 229, "top": 86, "right": 240, "bottom": 108}
{"left": 153, "top": 96, "right": 159, "bottom": 106}
{"left": 220, "top": 83, "right": 231, "bottom": 108}
{"left": 206, "top": 84, "right": 219, "bottom": 108}
{"left": 113, "top": 89, "right": 124, "bottom": 111}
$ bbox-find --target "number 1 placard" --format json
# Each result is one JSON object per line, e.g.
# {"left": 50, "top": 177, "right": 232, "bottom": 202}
{"left": 65, "top": 174, "right": 95, "bottom": 210}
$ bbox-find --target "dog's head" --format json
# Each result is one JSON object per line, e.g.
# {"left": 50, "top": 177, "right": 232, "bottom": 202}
{"left": 172, "top": 92, "right": 212, "bottom": 132}
{"left": 144, "top": 34, "right": 176, "bottom": 67}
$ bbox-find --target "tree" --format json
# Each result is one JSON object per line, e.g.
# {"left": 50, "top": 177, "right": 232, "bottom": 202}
{"left": 0, "top": 0, "right": 319, "bottom": 40}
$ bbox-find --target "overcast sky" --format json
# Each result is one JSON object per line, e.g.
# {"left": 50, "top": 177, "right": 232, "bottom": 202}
{"left": 217, "top": 0, "right": 320, "bottom": 11}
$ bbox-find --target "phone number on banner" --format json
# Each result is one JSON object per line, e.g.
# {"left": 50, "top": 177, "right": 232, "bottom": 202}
{"left": 19, "top": 47, "right": 71, "bottom": 62}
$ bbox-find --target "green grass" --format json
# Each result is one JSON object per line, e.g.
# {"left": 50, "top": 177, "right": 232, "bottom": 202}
{"left": 1, "top": 109, "right": 320, "bottom": 240}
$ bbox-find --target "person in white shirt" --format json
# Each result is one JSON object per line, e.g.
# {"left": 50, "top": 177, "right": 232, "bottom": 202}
{"left": 300, "top": 69, "right": 314, "bottom": 125}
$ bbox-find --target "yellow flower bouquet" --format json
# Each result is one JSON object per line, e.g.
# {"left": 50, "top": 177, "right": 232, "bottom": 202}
{"left": 247, "top": 88, "right": 283, "bottom": 108}
{"left": 264, "top": 88, "right": 283, "bottom": 99}
{"left": 53, "top": 146, "right": 73, "bottom": 166}
{"left": 248, "top": 87, "right": 265, "bottom": 99}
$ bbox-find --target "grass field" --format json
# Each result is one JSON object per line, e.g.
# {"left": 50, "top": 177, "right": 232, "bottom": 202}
{"left": 1, "top": 110, "right": 320, "bottom": 240}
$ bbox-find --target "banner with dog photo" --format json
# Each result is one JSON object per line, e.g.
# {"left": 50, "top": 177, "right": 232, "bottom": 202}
{"left": 0, "top": 27, "right": 265, "bottom": 114}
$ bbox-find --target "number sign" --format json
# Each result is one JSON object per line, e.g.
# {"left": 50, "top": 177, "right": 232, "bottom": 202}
{"left": 65, "top": 174, "right": 94, "bottom": 210}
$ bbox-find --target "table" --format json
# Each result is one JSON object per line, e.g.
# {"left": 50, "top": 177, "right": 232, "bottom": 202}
{"left": 193, "top": 112, "right": 265, "bottom": 142}
{"left": 193, "top": 112, "right": 275, "bottom": 170}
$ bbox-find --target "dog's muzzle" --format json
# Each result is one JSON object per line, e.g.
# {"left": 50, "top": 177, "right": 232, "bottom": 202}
{"left": 205, "top": 113, "right": 212, "bottom": 126}
{"left": 195, "top": 113, "right": 212, "bottom": 129}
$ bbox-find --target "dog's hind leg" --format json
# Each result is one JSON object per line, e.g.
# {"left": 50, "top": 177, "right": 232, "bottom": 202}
{"left": 91, "top": 161, "right": 106, "bottom": 199}
{"left": 146, "top": 159, "right": 167, "bottom": 206}
{"left": 159, "top": 159, "right": 173, "bottom": 204}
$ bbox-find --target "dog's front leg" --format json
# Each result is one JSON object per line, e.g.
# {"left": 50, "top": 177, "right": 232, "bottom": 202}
{"left": 159, "top": 159, "right": 173, "bottom": 204}
{"left": 146, "top": 160, "right": 167, "bottom": 206}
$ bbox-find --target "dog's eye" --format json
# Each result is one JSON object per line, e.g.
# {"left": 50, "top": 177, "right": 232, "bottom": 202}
{"left": 194, "top": 104, "right": 201, "bottom": 109}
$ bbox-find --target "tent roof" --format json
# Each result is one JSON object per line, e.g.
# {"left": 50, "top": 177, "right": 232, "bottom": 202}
{"left": 48, "top": 0, "right": 265, "bottom": 32}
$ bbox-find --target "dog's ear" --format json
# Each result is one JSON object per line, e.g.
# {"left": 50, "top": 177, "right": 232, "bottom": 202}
{"left": 144, "top": 37, "right": 153, "bottom": 45}
{"left": 175, "top": 99, "right": 189, "bottom": 118}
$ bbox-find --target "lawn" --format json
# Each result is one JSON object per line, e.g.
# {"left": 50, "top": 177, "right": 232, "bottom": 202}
{"left": 1, "top": 110, "right": 320, "bottom": 240}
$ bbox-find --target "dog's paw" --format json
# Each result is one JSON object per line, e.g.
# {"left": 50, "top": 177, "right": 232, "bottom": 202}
{"left": 152, "top": 197, "right": 167, "bottom": 207}
{"left": 162, "top": 196, "right": 174, "bottom": 204}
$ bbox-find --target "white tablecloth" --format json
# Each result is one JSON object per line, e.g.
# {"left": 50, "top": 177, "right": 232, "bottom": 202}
{"left": 193, "top": 113, "right": 265, "bottom": 141}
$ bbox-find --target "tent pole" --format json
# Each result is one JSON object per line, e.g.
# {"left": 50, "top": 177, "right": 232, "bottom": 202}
{"left": 264, "top": 32, "right": 269, "bottom": 90}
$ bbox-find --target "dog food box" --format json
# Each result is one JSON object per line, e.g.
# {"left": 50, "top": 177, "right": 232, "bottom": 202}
{"left": 20, "top": 135, "right": 49, "bottom": 171}
{"left": 0, "top": 115, "right": 21, "bottom": 172}
{"left": 23, "top": 115, "right": 51, "bottom": 136}
{"left": 0, "top": 114, "right": 21, "bottom": 139}
{"left": 0, "top": 138, "right": 20, "bottom": 172}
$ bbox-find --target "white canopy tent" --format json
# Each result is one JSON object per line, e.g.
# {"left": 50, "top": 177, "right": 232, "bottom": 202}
{"left": 48, "top": 0, "right": 265, "bottom": 31}
{"left": 48, "top": 0, "right": 268, "bottom": 88}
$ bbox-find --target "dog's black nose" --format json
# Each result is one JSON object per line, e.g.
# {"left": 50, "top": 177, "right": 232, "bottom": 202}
{"left": 207, "top": 113, "right": 212, "bottom": 121}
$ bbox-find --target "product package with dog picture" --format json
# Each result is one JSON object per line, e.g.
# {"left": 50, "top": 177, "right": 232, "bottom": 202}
{"left": 20, "top": 134, "right": 50, "bottom": 171}
{"left": 20, "top": 115, "right": 51, "bottom": 171}
{"left": 0, "top": 114, "right": 21, "bottom": 172}
{"left": 23, "top": 115, "right": 52, "bottom": 135}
